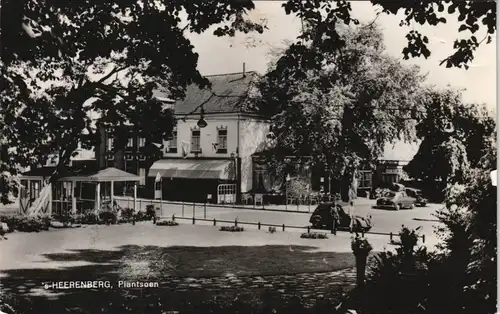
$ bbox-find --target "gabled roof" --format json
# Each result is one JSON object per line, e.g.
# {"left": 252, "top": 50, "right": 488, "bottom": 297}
{"left": 86, "top": 167, "right": 140, "bottom": 182}
{"left": 154, "top": 72, "right": 260, "bottom": 116}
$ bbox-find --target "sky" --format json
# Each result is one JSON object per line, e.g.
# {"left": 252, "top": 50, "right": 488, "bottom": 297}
{"left": 186, "top": 1, "right": 497, "bottom": 112}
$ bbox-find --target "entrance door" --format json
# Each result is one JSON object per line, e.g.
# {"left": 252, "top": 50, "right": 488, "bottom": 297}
{"left": 217, "top": 184, "right": 237, "bottom": 204}
{"left": 154, "top": 181, "right": 162, "bottom": 200}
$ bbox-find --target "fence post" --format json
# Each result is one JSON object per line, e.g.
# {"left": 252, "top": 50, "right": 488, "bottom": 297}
{"left": 182, "top": 201, "right": 184, "bottom": 217}
{"left": 172, "top": 214, "right": 175, "bottom": 222}
{"left": 235, "top": 218, "right": 238, "bottom": 227}
{"left": 193, "top": 203, "right": 195, "bottom": 218}
{"left": 213, "top": 219, "right": 216, "bottom": 226}
{"left": 422, "top": 235, "right": 425, "bottom": 243}
{"left": 307, "top": 226, "right": 310, "bottom": 234}
{"left": 282, "top": 224, "right": 285, "bottom": 232}
{"left": 258, "top": 222, "right": 261, "bottom": 230}
{"left": 390, "top": 232, "right": 393, "bottom": 242}
{"left": 204, "top": 202, "right": 207, "bottom": 219}
{"left": 192, "top": 216, "right": 195, "bottom": 224}
{"left": 332, "top": 221, "right": 336, "bottom": 235}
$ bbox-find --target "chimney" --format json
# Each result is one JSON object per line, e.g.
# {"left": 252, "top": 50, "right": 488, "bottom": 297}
{"left": 242, "top": 62, "right": 246, "bottom": 77}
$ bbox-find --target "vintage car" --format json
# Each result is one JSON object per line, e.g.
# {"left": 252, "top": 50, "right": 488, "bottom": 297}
{"left": 404, "top": 188, "right": 428, "bottom": 207}
{"left": 309, "top": 202, "right": 373, "bottom": 232}
{"left": 375, "top": 191, "right": 416, "bottom": 210}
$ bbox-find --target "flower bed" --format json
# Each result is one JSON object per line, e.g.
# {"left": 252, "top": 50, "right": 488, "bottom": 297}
{"left": 0, "top": 215, "right": 50, "bottom": 233}
{"left": 300, "top": 232, "right": 329, "bottom": 239}
{"left": 156, "top": 220, "right": 179, "bottom": 226}
{"left": 220, "top": 226, "right": 244, "bottom": 232}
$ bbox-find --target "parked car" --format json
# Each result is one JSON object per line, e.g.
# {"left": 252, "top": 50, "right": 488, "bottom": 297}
{"left": 309, "top": 202, "right": 373, "bottom": 232}
{"left": 375, "top": 191, "right": 416, "bottom": 210}
{"left": 404, "top": 188, "right": 428, "bottom": 207}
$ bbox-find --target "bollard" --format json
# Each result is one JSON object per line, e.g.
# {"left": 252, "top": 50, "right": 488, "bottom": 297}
{"left": 172, "top": 214, "right": 175, "bottom": 222}
{"left": 153, "top": 216, "right": 156, "bottom": 224}
{"left": 204, "top": 202, "right": 207, "bottom": 219}
{"left": 282, "top": 224, "right": 285, "bottom": 232}
{"left": 213, "top": 219, "right": 216, "bottom": 226}
{"left": 193, "top": 203, "right": 195, "bottom": 218}
{"left": 182, "top": 202, "right": 184, "bottom": 217}
{"left": 258, "top": 222, "right": 261, "bottom": 230}
{"left": 192, "top": 217, "right": 195, "bottom": 224}
{"left": 307, "top": 226, "right": 310, "bottom": 234}
{"left": 361, "top": 230, "right": 365, "bottom": 237}
{"left": 422, "top": 235, "right": 426, "bottom": 243}
{"left": 235, "top": 219, "right": 238, "bottom": 227}
{"left": 390, "top": 232, "right": 393, "bottom": 241}
{"left": 132, "top": 216, "right": 135, "bottom": 225}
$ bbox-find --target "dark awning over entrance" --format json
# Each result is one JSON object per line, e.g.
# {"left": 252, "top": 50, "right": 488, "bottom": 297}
{"left": 148, "top": 159, "right": 235, "bottom": 180}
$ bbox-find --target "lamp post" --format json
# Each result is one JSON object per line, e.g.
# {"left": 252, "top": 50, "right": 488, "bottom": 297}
{"left": 285, "top": 174, "right": 291, "bottom": 210}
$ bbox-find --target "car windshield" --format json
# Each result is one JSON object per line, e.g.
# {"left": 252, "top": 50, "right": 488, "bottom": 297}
{"left": 383, "top": 192, "right": 396, "bottom": 198}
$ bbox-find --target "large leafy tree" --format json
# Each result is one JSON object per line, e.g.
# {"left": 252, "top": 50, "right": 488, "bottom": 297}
{"left": 0, "top": 0, "right": 495, "bottom": 204}
{"left": 404, "top": 88, "right": 496, "bottom": 201}
{"left": 0, "top": 0, "right": 264, "bottom": 203}
{"left": 259, "top": 24, "right": 426, "bottom": 201}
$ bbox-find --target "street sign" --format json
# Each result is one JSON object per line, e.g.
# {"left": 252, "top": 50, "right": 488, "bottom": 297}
{"left": 155, "top": 172, "right": 161, "bottom": 183}
{"left": 207, "top": 194, "right": 212, "bottom": 200}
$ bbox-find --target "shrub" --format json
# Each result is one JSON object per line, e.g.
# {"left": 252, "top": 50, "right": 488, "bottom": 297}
{"left": 156, "top": 220, "right": 179, "bottom": 226}
{"left": 268, "top": 226, "right": 277, "bottom": 233}
{"left": 3, "top": 215, "right": 49, "bottom": 232}
{"left": 145, "top": 205, "right": 156, "bottom": 220}
{"left": 134, "top": 210, "right": 148, "bottom": 221}
{"left": 98, "top": 211, "right": 117, "bottom": 225}
{"left": 300, "top": 232, "right": 328, "bottom": 239}
{"left": 220, "top": 226, "right": 244, "bottom": 232}
{"left": 120, "top": 208, "right": 135, "bottom": 221}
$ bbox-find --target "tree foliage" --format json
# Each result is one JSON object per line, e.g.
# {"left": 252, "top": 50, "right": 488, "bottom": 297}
{"left": 0, "top": 0, "right": 264, "bottom": 203}
{"left": 0, "top": 0, "right": 495, "bottom": 205}
{"left": 259, "top": 25, "right": 426, "bottom": 201}
{"left": 404, "top": 89, "right": 496, "bottom": 201}
{"left": 283, "top": 0, "right": 496, "bottom": 69}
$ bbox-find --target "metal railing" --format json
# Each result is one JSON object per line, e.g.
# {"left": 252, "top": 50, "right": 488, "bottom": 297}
{"left": 156, "top": 213, "right": 426, "bottom": 243}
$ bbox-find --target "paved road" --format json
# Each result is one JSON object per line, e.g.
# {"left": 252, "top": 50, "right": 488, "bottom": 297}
{"left": 116, "top": 198, "right": 442, "bottom": 241}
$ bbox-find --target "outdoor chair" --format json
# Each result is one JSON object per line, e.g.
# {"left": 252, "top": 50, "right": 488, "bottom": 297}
{"left": 254, "top": 194, "right": 264, "bottom": 206}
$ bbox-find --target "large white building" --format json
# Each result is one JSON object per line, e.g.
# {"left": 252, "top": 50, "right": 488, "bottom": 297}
{"left": 145, "top": 71, "right": 271, "bottom": 204}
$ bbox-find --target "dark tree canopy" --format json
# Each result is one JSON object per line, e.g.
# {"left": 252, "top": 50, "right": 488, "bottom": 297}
{"left": 0, "top": 0, "right": 496, "bottom": 204}
{"left": 258, "top": 25, "right": 427, "bottom": 201}
{"left": 404, "top": 88, "right": 496, "bottom": 200}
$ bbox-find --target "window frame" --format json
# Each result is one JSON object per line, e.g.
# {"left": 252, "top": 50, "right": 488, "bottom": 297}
{"left": 191, "top": 129, "right": 201, "bottom": 152}
{"left": 216, "top": 129, "right": 228, "bottom": 153}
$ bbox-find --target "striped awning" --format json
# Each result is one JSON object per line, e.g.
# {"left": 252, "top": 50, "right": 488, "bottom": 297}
{"left": 148, "top": 159, "right": 235, "bottom": 180}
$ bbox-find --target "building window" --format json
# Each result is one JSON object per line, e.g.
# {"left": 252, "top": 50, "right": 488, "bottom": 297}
{"left": 127, "top": 137, "right": 133, "bottom": 148}
{"left": 139, "top": 168, "right": 146, "bottom": 186}
{"left": 358, "top": 170, "right": 372, "bottom": 189}
{"left": 107, "top": 137, "right": 114, "bottom": 151}
{"left": 168, "top": 131, "right": 177, "bottom": 153}
{"left": 217, "top": 129, "right": 227, "bottom": 153}
{"left": 138, "top": 137, "right": 146, "bottom": 148}
{"left": 191, "top": 130, "right": 201, "bottom": 152}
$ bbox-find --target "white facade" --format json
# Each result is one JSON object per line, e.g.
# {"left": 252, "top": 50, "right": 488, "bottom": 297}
{"left": 162, "top": 113, "right": 270, "bottom": 193}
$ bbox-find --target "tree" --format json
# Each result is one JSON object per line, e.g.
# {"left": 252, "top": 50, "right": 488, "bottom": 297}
{"left": 282, "top": 0, "right": 496, "bottom": 69}
{"left": 404, "top": 88, "right": 496, "bottom": 201}
{"left": 0, "top": 0, "right": 265, "bottom": 204}
{"left": 258, "top": 24, "right": 426, "bottom": 201}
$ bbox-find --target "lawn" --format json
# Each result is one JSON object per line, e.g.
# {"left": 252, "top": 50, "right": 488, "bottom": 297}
{"left": 0, "top": 223, "right": 370, "bottom": 313}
